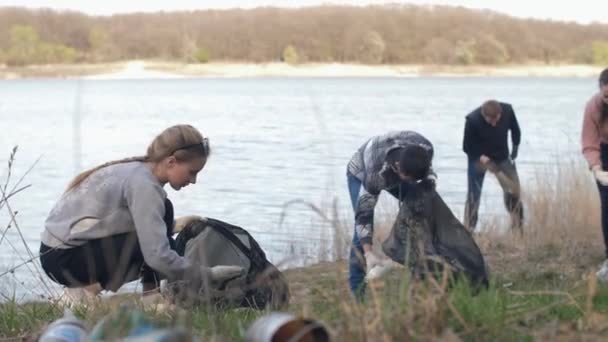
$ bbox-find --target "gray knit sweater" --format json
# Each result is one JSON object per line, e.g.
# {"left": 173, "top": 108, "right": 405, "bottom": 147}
{"left": 42, "top": 161, "right": 190, "bottom": 279}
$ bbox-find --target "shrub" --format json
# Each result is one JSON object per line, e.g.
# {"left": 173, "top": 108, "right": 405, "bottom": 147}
{"left": 282, "top": 45, "right": 299, "bottom": 64}
{"left": 194, "top": 47, "right": 210, "bottom": 63}
{"left": 592, "top": 41, "right": 608, "bottom": 65}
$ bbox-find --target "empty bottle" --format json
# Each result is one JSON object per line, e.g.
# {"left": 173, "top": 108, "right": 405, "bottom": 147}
{"left": 39, "top": 309, "right": 87, "bottom": 342}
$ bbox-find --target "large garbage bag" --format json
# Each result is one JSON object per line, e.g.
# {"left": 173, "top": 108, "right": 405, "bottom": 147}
{"left": 382, "top": 186, "right": 489, "bottom": 289}
{"left": 167, "top": 218, "right": 289, "bottom": 309}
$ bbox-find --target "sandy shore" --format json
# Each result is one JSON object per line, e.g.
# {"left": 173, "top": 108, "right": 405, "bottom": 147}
{"left": 0, "top": 63, "right": 123, "bottom": 79}
{"left": 150, "top": 62, "right": 605, "bottom": 78}
{"left": 0, "top": 61, "right": 604, "bottom": 79}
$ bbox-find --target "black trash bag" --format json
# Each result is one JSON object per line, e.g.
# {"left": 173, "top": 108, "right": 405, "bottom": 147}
{"left": 166, "top": 218, "right": 289, "bottom": 310}
{"left": 382, "top": 185, "right": 489, "bottom": 290}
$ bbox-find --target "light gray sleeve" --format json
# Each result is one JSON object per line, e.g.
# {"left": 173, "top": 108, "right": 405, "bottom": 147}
{"left": 123, "top": 173, "right": 190, "bottom": 279}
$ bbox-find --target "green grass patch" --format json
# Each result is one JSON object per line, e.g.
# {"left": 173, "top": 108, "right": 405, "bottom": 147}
{"left": 2, "top": 261, "right": 608, "bottom": 340}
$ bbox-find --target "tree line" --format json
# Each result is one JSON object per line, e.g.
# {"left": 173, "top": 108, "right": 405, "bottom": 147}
{"left": 0, "top": 5, "right": 607, "bottom": 66}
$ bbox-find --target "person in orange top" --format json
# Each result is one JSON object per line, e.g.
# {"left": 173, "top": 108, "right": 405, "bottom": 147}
{"left": 581, "top": 67, "right": 608, "bottom": 280}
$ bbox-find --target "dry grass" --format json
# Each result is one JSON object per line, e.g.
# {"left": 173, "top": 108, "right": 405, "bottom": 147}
{"left": 480, "top": 161, "right": 603, "bottom": 284}
{"left": 283, "top": 159, "right": 608, "bottom": 340}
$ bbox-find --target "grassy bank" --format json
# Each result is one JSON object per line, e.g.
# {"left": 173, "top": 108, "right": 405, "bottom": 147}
{"left": 2, "top": 162, "right": 608, "bottom": 340}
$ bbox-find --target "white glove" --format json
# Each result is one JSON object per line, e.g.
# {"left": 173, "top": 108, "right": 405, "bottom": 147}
{"left": 597, "top": 260, "right": 608, "bottom": 283}
{"left": 594, "top": 168, "right": 608, "bottom": 186}
{"left": 208, "top": 265, "right": 245, "bottom": 282}
{"left": 181, "top": 265, "right": 245, "bottom": 294}
{"left": 367, "top": 262, "right": 397, "bottom": 280}
{"left": 364, "top": 252, "right": 396, "bottom": 281}
{"left": 365, "top": 251, "right": 382, "bottom": 271}
{"left": 173, "top": 215, "right": 205, "bottom": 233}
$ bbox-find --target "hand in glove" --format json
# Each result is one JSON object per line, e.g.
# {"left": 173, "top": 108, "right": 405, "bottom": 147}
{"left": 365, "top": 251, "right": 396, "bottom": 281}
{"left": 594, "top": 167, "right": 608, "bottom": 186}
{"left": 366, "top": 261, "right": 397, "bottom": 281}
{"left": 479, "top": 155, "right": 491, "bottom": 166}
{"left": 419, "top": 173, "right": 437, "bottom": 191}
{"left": 173, "top": 265, "right": 245, "bottom": 304}
{"left": 365, "top": 250, "right": 381, "bottom": 270}
{"left": 184, "top": 265, "right": 245, "bottom": 291}
{"left": 510, "top": 145, "right": 519, "bottom": 161}
{"left": 208, "top": 265, "right": 246, "bottom": 282}
{"left": 173, "top": 215, "right": 205, "bottom": 233}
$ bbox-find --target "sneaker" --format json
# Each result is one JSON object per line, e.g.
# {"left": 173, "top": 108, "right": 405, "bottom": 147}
{"left": 596, "top": 260, "right": 608, "bottom": 283}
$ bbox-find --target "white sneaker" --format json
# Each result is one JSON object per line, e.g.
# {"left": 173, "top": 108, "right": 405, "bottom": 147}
{"left": 596, "top": 260, "right": 608, "bottom": 283}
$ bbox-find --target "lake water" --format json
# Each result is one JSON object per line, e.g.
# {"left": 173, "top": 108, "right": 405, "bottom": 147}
{"left": 0, "top": 76, "right": 595, "bottom": 300}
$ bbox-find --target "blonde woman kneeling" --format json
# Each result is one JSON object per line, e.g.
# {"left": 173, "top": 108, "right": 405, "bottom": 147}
{"left": 39, "top": 124, "right": 242, "bottom": 305}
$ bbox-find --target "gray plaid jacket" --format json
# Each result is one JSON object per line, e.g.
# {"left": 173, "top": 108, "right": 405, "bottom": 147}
{"left": 347, "top": 131, "right": 434, "bottom": 245}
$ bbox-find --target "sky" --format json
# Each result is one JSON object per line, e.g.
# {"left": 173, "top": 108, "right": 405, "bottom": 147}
{"left": 0, "top": 0, "right": 605, "bottom": 24}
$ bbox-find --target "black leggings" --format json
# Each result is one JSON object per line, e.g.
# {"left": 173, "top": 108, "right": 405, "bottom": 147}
{"left": 599, "top": 144, "right": 608, "bottom": 258}
{"left": 40, "top": 199, "right": 176, "bottom": 292}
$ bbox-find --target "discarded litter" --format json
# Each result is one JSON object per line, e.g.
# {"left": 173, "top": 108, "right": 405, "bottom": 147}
{"left": 245, "top": 312, "right": 330, "bottom": 342}
{"left": 39, "top": 309, "right": 87, "bottom": 342}
{"left": 88, "top": 305, "right": 194, "bottom": 342}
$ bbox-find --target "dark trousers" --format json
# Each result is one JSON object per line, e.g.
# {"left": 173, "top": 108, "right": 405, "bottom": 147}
{"left": 347, "top": 172, "right": 365, "bottom": 297}
{"left": 40, "top": 199, "right": 176, "bottom": 292}
{"left": 346, "top": 171, "right": 411, "bottom": 297}
{"left": 598, "top": 144, "right": 608, "bottom": 258}
{"left": 464, "top": 158, "right": 524, "bottom": 231}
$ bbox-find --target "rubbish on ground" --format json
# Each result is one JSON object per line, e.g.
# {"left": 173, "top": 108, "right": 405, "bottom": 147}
{"left": 88, "top": 305, "right": 194, "bottom": 341}
{"left": 39, "top": 309, "right": 88, "bottom": 342}
{"left": 245, "top": 312, "right": 330, "bottom": 342}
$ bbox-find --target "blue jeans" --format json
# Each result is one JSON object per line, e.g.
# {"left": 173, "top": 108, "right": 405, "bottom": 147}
{"left": 347, "top": 172, "right": 366, "bottom": 296}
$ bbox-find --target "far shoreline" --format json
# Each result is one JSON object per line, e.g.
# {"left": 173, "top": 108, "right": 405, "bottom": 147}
{"left": 0, "top": 61, "right": 604, "bottom": 79}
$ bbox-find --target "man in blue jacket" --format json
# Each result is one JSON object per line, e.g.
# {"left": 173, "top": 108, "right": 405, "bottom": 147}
{"left": 463, "top": 100, "right": 523, "bottom": 233}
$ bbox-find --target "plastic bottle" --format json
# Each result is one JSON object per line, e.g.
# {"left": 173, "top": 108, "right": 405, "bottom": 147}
{"left": 39, "top": 309, "right": 87, "bottom": 342}
{"left": 88, "top": 306, "right": 195, "bottom": 342}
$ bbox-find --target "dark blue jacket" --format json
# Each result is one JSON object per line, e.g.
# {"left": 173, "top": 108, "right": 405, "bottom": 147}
{"left": 463, "top": 102, "right": 521, "bottom": 162}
